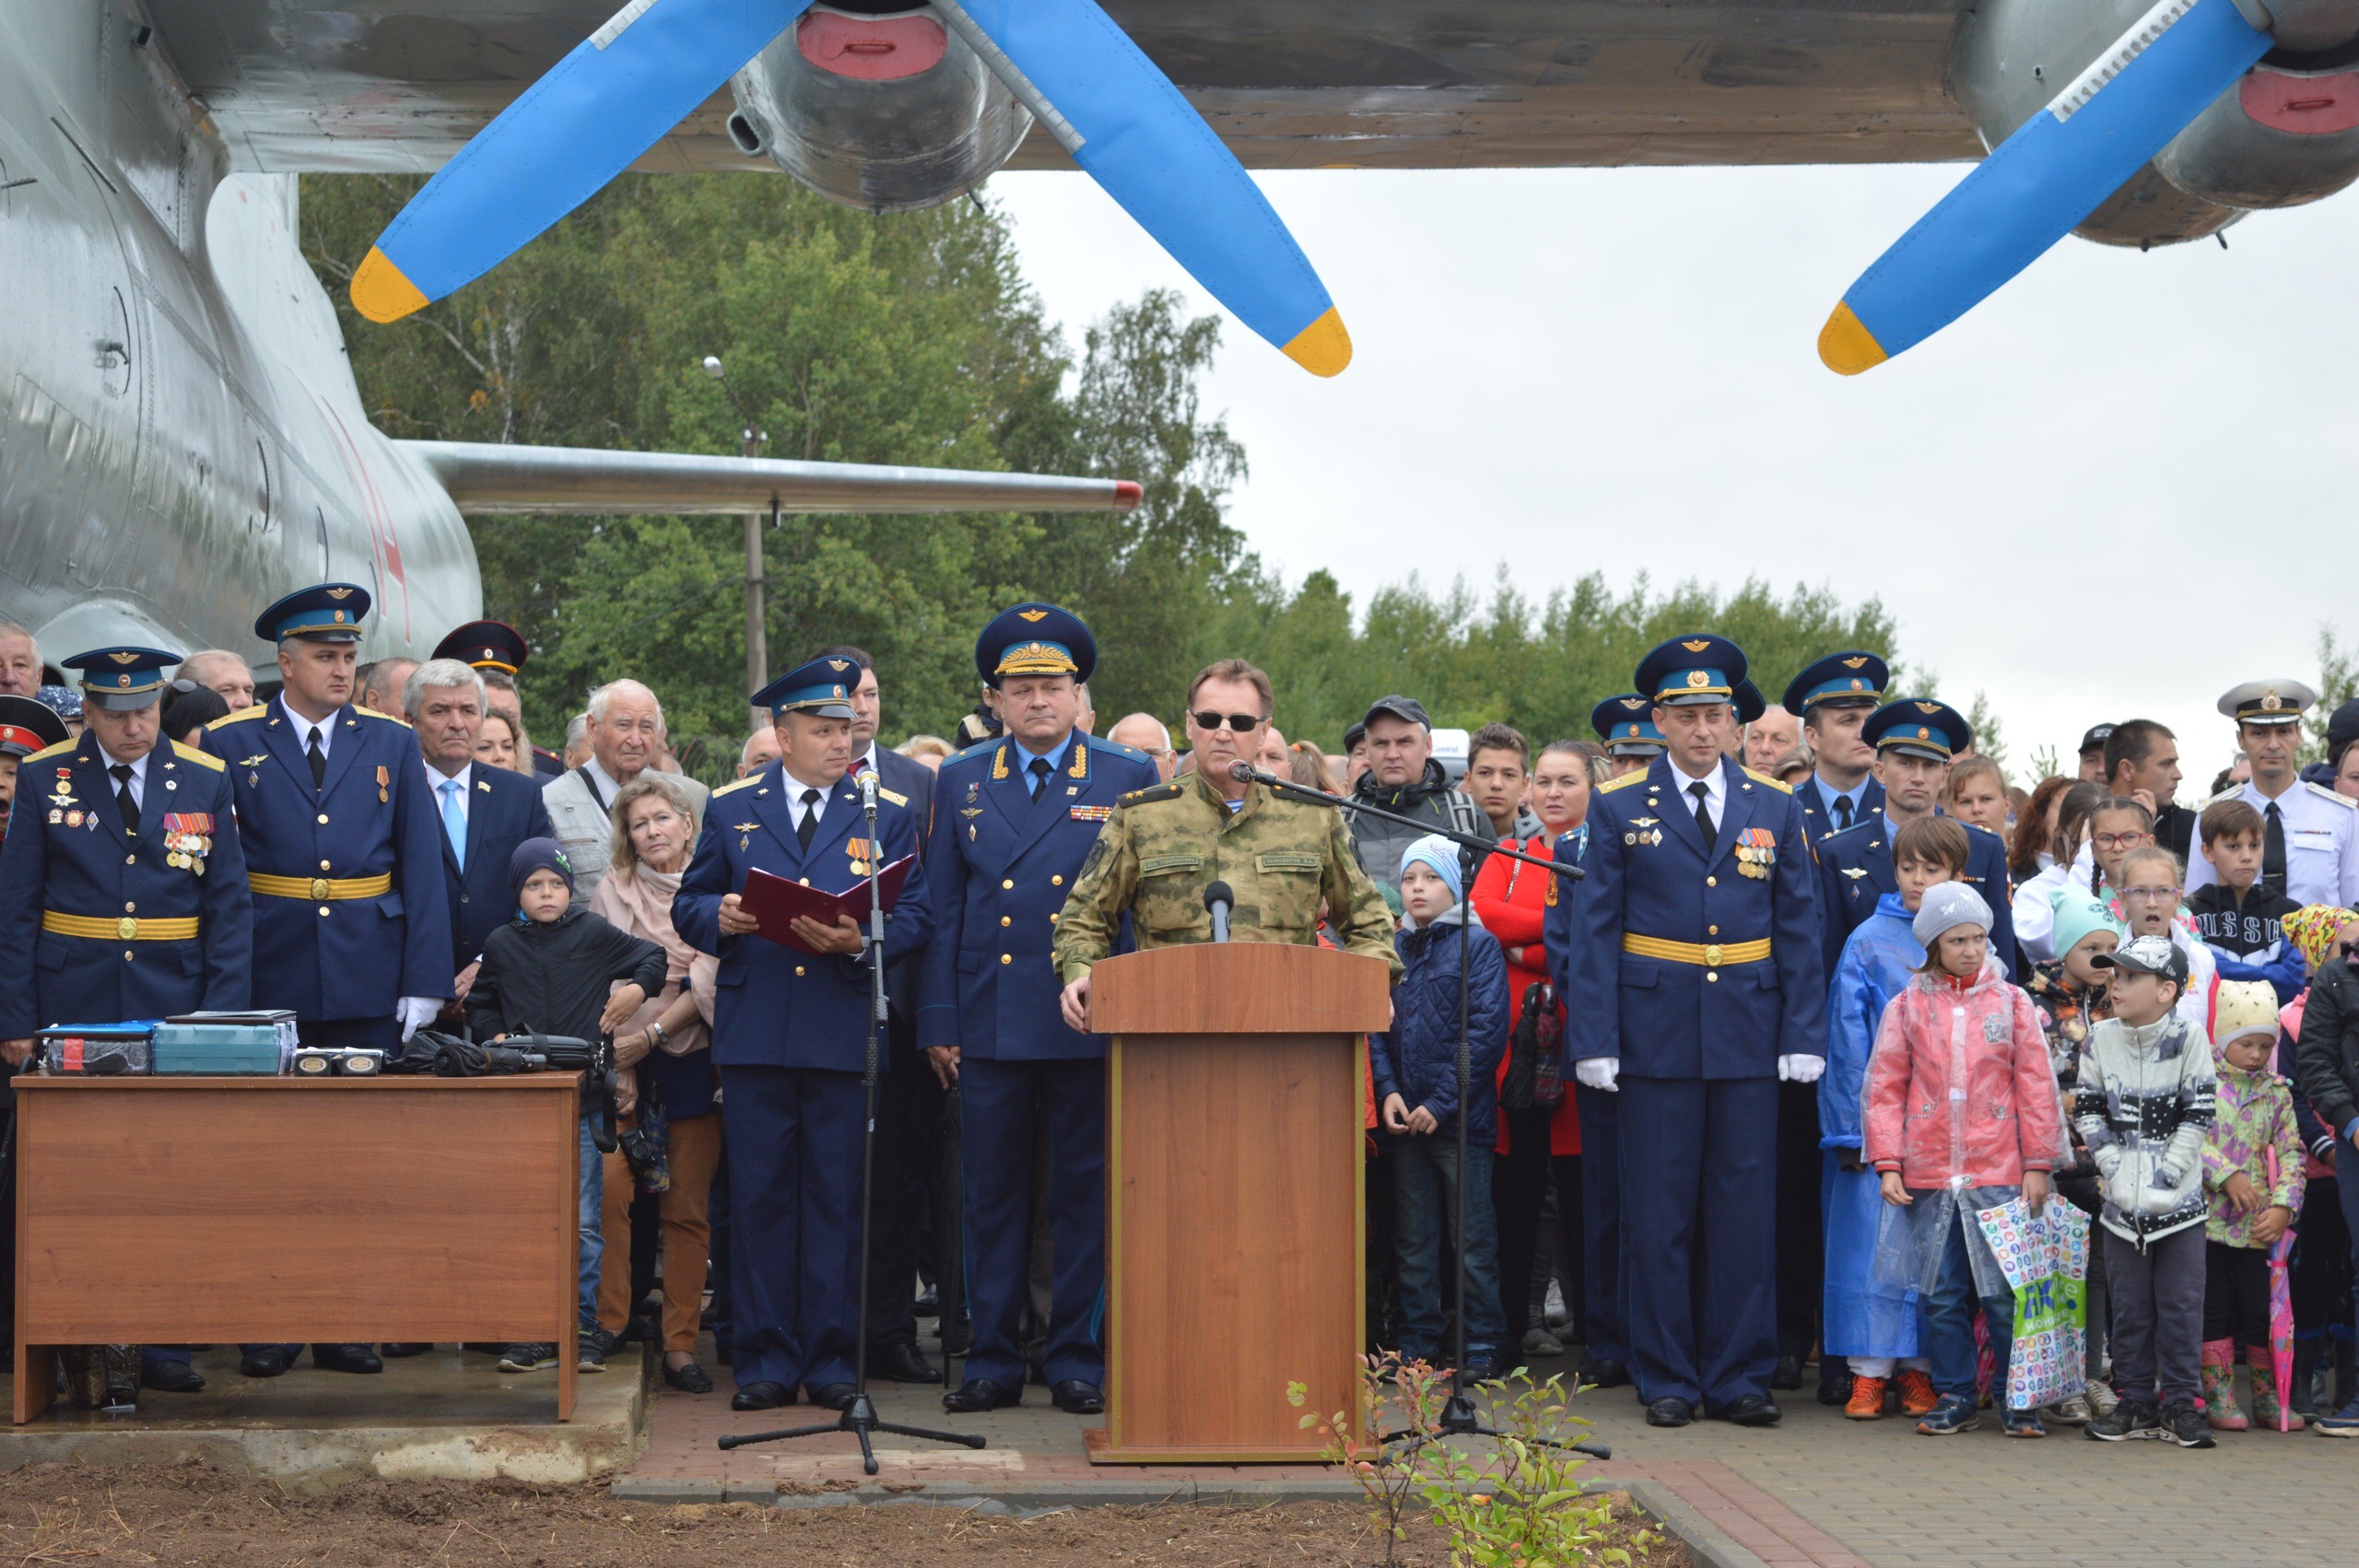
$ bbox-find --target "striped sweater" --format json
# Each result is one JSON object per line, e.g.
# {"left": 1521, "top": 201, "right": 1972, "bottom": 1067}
{"left": 2073, "top": 1014, "right": 2218, "bottom": 1247}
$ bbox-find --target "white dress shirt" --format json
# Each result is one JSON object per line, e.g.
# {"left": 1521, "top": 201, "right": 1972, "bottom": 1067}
{"left": 95, "top": 743, "right": 148, "bottom": 811}
{"left": 786, "top": 774, "right": 831, "bottom": 835}
{"left": 1665, "top": 755, "right": 1730, "bottom": 830}
{"left": 2186, "top": 777, "right": 2359, "bottom": 908}
{"left": 426, "top": 760, "right": 473, "bottom": 824}
{"left": 278, "top": 696, "right": 337, "bottom": 763}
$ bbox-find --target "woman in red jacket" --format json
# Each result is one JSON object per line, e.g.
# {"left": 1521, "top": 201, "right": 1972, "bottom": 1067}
{"left": 1471, "top": 738, "right": 1601, "bottom": 1362}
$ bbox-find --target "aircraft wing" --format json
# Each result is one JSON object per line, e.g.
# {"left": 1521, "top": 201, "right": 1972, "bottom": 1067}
{"left": 400, "top": 440, "right": 1140, "bottom": 515}
{"left": 147, "top": 1, "right": 1983, "bottom": 172}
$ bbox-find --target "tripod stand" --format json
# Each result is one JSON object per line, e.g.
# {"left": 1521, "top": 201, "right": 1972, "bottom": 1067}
{"left": 1225, "top": 766, "right": 1605, "bottom": 1461}
{"left": 718, "top": 770, "right": 985, "bottom": 1475}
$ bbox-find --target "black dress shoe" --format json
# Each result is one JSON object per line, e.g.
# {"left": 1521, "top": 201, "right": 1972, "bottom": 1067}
{"left": 1050, "top": 1379, "right": 1105, "bottom": 1415}
{"left": 314, "top": 1343, "right": 383, "bottom": 1375}
{"left": 731, "top": 1381, "right": 792, "bottom": 1411}
{"left": 808, "top": 1382, "right": 857, "bottom": 1411}
{"left": 663, "top": 1360, "right": 715, "bottom": 1395}
{"left": 142, "top": 1359, "right": 206, "bottom": 1394}
{"left": 872, "top": 1341, "right": 945, "bottom": 1384}
{"left": 1817, "top": 1355, "right": 1851, "bottom": 1406}
{"left": 1579, "top": 1357, "right": 1631, "bottom": 1390}
{"left": 943, "top": 1377, "right": 1020, "bottom": 1413}
{"left": 241, "top": 1348, "right": 291, "bottom": 1378}
{"left": 1717, "top": 1393, "right": 1783, "bottom": 1427}
{"left": 1770, "top": 1355, "right": 1803, "bottom": 1390}
{"left": 1645, "top": 1397, "right": 1694, "bottom": 1428}
{"left": 380, "top": 1342, "right": 431, "bottom": 1358}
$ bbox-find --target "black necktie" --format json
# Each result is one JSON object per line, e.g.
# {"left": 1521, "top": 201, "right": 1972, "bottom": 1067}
{"left": 306, "top": 728, "right": 326, "bottom": 790}
{"left": 796, "top": 787, "right": 820, "bottom": 849}
{"left": 1833, "top": 793, "right": 1853, "bottom": 832}
{"left": 1690, "top": 780, "right": 1716, "bottom": 844}
{"left": 110, "top": 764, "right": 138, "bottom": 836}
{"left": 1027, "top": 756, "right": 1053, "bottom": 798}
{"left": 2263, "top": 801, "right": 2287, "bottom": 894}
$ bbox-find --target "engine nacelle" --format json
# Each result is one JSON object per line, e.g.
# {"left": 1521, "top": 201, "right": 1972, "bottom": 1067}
{"left": 2154, "top": 57, "right": 2359, "bottom": 207}
{"left": 726, "top": 5, "right": 1032, "bottom": 215}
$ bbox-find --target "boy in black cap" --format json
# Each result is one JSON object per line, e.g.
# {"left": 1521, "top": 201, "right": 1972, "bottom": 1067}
{"left": 467, "top": 837, "right": 668, "bottom": 1377}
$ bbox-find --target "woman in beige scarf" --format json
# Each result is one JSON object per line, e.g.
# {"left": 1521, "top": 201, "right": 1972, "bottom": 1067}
{"left": 589, "top": 776, "right": 721, "bottom": 1393}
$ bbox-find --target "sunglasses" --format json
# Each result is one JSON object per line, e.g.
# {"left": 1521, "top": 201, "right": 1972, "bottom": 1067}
{"left": 1190, "top": 710, "right": 1265, "bottom": 733}
{"left": 2340, "top": 942, "right": 2359, "bottom": 959}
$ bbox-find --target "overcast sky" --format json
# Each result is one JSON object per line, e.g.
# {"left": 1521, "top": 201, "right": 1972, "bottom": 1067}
{"left": 989, "top": 163, "right": 2359, "bottom": 790}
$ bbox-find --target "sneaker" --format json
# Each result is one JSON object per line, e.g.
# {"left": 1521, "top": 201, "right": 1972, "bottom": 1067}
{"left": 2003, "top": 1409, "right": 2046, "bottom": 1438}
{"left": 1915, "top": 1394, "right": 1979, "bottom": 1435}
{"left": 1522, "top": 1327, "right": 1565, "bottom": 1357}
{"left": 578, "top": 1328, "right": 613, "bottom": 1374}
{"left": 1894, "top": 1368, "right": 1939, "bottom": 1418}
{"left": 499, "top": 1343, "right": 558, "bottom": 1374}
{"left": 2083, "top": 1378, "right": 2119, "bottom": 1418}
{"left": 2044, "top": 1393, "right": 2093, "bottom": 1425}
{"left": 2315, "top": 1395, "right": 2359, "bottom": 1438}
{"left": 2160, "top": 1400, "right": 2215, "bottom": 1449}
{"left": 2088, "top": 1398, "right": 2161, "bottom": 1442}
{"left": 1843, "top": 1375, "right": 1887, "bottom": 1421}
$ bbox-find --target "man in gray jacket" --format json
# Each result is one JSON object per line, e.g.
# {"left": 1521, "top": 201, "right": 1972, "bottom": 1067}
{"left": 1348, "top": 695, "right": 1494, "bottom": 902}
{"left": 542, "top": 679, "right": 708, "bottom": 901}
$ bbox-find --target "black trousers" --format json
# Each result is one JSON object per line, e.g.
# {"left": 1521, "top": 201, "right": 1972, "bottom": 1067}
{"left": 1492, "top": 1106, "right": 1584, "bottom": 1344}
{"left": 863, "top": 1002, "right": 934, "bottom": 1354}
{"left": 2291, "top": 1173, "right": 2350, "bottom": 1339}
{"left": 1775, "top": 1076, "right": 1824, "bottom": 1361}
{"left": 2203, "top": 1241, "right": 2272, "bottom": 1346}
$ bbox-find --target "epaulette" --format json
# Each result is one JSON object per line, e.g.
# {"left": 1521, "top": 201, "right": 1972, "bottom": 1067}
{"left": 24, "top": 739, "right": 76, "bottom": 764}
{"left": 1959, "top": 817, "right": 2001, "bottom": 842}
{"left": 712, "top": 773, "right": 762, "bottom": 798}
{"left": 1086, "top": 733, "right": 1152, "bottom": 766}
{"left": 1598, "top": 771, "right": 1649, "bottom": 794}
{"left": 2199, "top": 784, "right": 2241, "bottom": 810}
{"left": 948, "top": 738, "right": 1002, "bottom": 765}
{"left": 207, "top": 705, "right": 267, "bottom": 730}
{"left": 1119, "top": 781, "right": 1187, "bottom": 806}
{"left": 2305, "top": 780, "right": 2358, "bottom": 809}
{"left": 354, "top": 705, "right": 411, "bottom": 729}
{"left": 170, "top": 741, "right": 225, "bottom": 772}
{"left": 1742, "top": 767, "right": 1791, "bottom": 794}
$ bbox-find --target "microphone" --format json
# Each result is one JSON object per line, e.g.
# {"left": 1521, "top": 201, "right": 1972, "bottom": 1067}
{"left": 855, "top": 767, "right": 879, "bottom": 812}
{"left": 1203, "top": 880, "right": 1234, "bottom": 943}
{"left": 1226, "top": 759, "right": 1281, "bottom": 787}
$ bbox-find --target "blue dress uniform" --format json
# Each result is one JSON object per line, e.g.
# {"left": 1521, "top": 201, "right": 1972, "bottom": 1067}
{"left": 1543, "top": 820, "right": 1629, "bottom": 1383}
{"left": 0, "top": 650, "right": 252, "bottom": 1392}
{"left": 915, "top": 605, "right": 1156, "bottom": 1410}
{"left": 1814, "top": 699, "right": 2015, "bottom": 980}
{"left": 1781, "top": 653, "right": 1890, "bottom": 842}
{"left": 673, "top": 656, "right": 933, "bottom": 1406}
{"left": 199, "top": 587, "right": 452, "bottom": 1052}
{"left": 433, "top": 617, "right": 562, "bottom": 777}
{"left": 1568, "top": 636, "right": 1825, "bottom": 1421}
{"left": 1590, "top": 694, "right": 1665, "bottom": 770}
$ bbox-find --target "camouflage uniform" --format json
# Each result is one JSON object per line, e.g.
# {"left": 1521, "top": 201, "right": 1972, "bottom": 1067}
{"left": 1053, "top": 772, "right": 1401, "bottom": 983}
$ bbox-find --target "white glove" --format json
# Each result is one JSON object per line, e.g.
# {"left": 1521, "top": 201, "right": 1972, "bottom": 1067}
{"left": 1778, "top": 1054, "right": 1825, "bottom": 1084}
{"left": 396, "top": 996, "right": 444, "bottom": 1043}
{"left": 1574, "top": 1057, "right": 1620, "bottom": 1093}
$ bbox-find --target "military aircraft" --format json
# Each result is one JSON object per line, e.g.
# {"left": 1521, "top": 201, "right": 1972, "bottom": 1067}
{"left": 0, "top": 1, "right": 1141, "bottom": 680}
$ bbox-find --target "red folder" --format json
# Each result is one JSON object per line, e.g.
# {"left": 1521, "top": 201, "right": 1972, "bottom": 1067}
{"left": 741, "top": 856, "right": 914, "bottom": 954}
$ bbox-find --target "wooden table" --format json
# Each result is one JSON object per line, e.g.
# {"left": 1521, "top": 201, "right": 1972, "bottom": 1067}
{"left": 13, "top": 1075, "right": 581, "bottom": 1423}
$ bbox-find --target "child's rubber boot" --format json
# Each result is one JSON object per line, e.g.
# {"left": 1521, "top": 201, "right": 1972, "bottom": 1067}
{"left": 1894, "top": 1367, "right": 1938, "bottom": 1417}
{"left": 2246, "top": 1344, "right": 2302, "bottom": 1431}
{"left": 1843, "top": 1375, "right": 1886, "bottom": 1420}
{"left": 2201, "top": 1339, "right": 2248, "bottom": 1431}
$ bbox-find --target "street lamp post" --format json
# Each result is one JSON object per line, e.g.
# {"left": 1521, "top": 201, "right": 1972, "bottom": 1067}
{"left": 702, "top": 355, "right": 769, "bottom": 697}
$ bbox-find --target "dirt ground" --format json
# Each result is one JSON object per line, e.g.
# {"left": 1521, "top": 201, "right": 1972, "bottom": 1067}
{"left": 0, "top": 1462, "right": 1685, "bottom": 1566}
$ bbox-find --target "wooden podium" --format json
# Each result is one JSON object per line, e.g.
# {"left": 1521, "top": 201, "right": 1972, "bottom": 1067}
{"left": 12, "top": 1076, "right": 583, "bottom": 1422}
{"left": 1081, "top": 942, "right": 1391, "bottom": 1464}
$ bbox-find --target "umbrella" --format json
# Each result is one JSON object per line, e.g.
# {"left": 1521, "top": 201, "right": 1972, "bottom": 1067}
{"left": 2265, "top": 1145, "right": 2298, "bottom": 1432}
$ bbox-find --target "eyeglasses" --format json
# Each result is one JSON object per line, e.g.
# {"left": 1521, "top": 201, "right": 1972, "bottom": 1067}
{"left": 2339, "top": 942, "right": 2359, "bottom": 959}
{"left": 2092, "top": 831, "right": 2150, "bottom": 849}
{"left": 2120, "top": 886, "right": 2180, "bottom": 904}
{"left": 1190, "top": 711, "right": 1265, "bottom": 733}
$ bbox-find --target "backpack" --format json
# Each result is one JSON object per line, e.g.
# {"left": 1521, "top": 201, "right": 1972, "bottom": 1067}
{"left": 1499, "top": 980, "right": 1564, "bottom": 1112}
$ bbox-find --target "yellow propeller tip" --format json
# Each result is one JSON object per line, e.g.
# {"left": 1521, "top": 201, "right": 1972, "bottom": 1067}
{"left": 1817, "top": 302, "right": 1887, "bottom": 376}
{"left": 1282, "top": 307, "right": 1352, "bottom": 378}
{"left": 351, "top": 246, "right": 429, "bottom": 324}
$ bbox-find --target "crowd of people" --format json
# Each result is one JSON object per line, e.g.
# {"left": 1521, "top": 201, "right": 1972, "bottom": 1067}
{"left": 5, "top": 603, "right": 2359, "bottom": 1454}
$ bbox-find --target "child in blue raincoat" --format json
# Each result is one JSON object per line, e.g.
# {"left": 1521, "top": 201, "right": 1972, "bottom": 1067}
{"left": 1821, "top": 815, "right": 1969, "bottom": 1421}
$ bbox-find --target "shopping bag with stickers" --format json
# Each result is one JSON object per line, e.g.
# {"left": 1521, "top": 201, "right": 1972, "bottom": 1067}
{"left": 1973, "top": 1195, "right": 2089, "bottom": 1410}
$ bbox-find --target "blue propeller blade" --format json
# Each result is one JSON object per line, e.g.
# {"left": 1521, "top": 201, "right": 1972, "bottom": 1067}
{"left": 353, "top": 0, "right": 813, "bottom": 322}
{"left": 943, "top": 0, "right": 1350, "bottom": 375}
{"left": 1820, "top": 0, "right": 2270, "bottom": 374}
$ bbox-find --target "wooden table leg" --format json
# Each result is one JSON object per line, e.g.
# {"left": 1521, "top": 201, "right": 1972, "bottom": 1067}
{"left": 14, "top": 1340, "right": 53, "bottom": 1424}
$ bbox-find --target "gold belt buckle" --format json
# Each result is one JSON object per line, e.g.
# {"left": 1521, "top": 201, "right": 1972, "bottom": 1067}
{"left": 1703, "top": 942, "right": 1723, "bottom": 966}
{"left": 310, "top": 877, "right": 330, "bottom": 900}
{"left": 117, "top": 916, "right": 138, "bottom": 942}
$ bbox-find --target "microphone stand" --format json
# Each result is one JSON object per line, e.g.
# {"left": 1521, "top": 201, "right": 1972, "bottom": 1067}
{"left": 1226, "top": 766, "right": 1602, "bottom": 1461}
{"left": 719, "top": 770, "right": 987, "bottom": 1475}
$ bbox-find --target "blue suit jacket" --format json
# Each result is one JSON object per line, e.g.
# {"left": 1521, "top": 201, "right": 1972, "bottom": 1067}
{"left": 1814, "top": 810, "right": 2015, "bottom": 980}
{"left": 201, "top": 702, "right": 453, "bottom": 1018}
{"left": 1798, "top": 774, "right": 1884, "bottom": 842}
{"left": 432, "top": 764, "right": 553, "bottom": 976}
{"left": 673, "top": 760, "right": 933, "bottom": 1072}
{"left": 0, "top": 737, "right": 252, "bottom": 1036}
{"left": 866, "top": 744, "right": 936, "bottom": 1020}
{"left": 914, "top": 732, "right": 1157, "bottom": 1061}
{"left": 1568, "top": 755, "right": 1825, "bottom": 1079}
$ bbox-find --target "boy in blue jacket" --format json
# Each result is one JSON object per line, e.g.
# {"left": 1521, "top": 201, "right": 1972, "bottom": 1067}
{"left": 1375, "top": 835, "right": 1511, "bottom": 1379}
